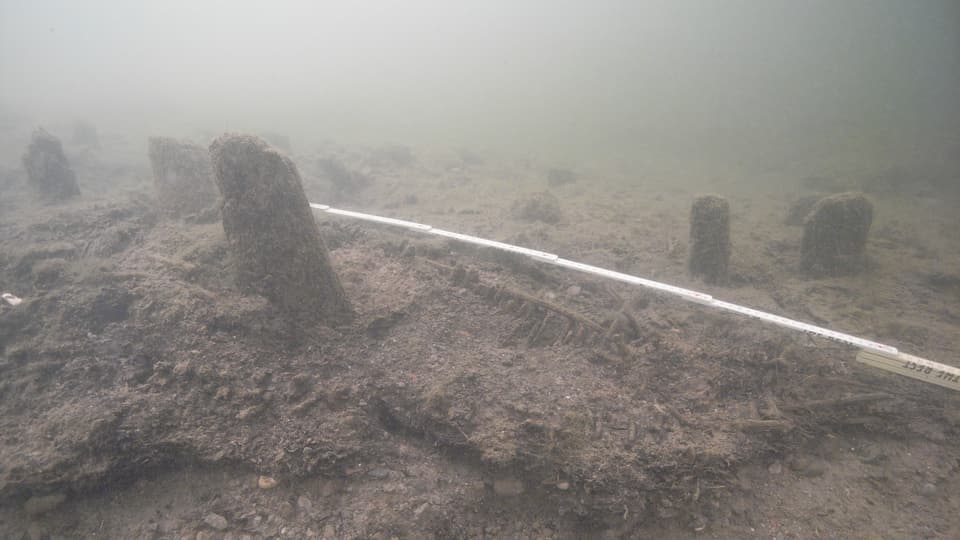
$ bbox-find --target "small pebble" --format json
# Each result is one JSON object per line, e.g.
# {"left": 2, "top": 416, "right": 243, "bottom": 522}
{"left": 367, "top": 467, "right": 392, "bottom": 479}
{"left": 203, "top": 513, "right": 228, "bottom": 531}
{"left": 258, "top": 475, "right": 278, "bottom": 489}
{"left": 768, "top": 461, "right": 782, "bottom": 475}
{"left": 920, "top": 482, "right": 937, "bottom": 497}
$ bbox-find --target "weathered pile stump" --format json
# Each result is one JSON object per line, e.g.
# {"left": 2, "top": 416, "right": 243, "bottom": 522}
{"left": 800, "top": 192, "right": 873, "bottom": 275}
{"left": 148, "top": 137, "right": 219, "bottom": 216}
{"left": 22, "top": 128, "right": 80, "bottom": 203}
{"left": 688, "top": 195, "right": 730, "bottom": 283}
{"left": 209, "top": 134, "right": 352, "bottom": 322}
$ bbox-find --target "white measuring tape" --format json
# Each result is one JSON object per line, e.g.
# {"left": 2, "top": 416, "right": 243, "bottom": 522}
{"left": 310, "top": 203, "right": 960, "bottom": 392}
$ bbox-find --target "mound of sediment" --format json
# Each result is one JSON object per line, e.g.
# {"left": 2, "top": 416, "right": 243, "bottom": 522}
{"left": 1, "top": 193, "right": 939, "bottom": 535}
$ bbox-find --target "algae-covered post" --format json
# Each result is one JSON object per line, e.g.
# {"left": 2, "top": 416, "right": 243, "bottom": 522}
{"left": 22, "top": 128, "right": 80, "bottom": 203}
{"left": 688, "top": 195, "right": 730, "bottom": 284}
{"left": 148, "top": 137, "right": 219, "bottom": 217}
{"left": 800, "top": 192, "right": 873, "bottom": 276}
{"left": 209, "top": 134, "right": 352, "bottom": 323}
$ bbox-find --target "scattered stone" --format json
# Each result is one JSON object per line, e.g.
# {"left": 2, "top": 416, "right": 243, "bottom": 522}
{"left": 148, "top": 137, "right": 219, "bottom": 217}
{"left": 210, "top": 134, "right": 352, "bottom": 323}
{"left": 297, "top": 495, "right": 313, "bottom": 512}
{"left": 564, "top": 285, "right": 581, "bottom": 297}
{"left": 511, "top": 191, "right": 563, "bottom": 224}
{"left": 23, "top": 492, "right": 66, "bottom": 517}
{"left": 556, "top": 481, "right": 570, "bottom": 491}
{"left": 767, "top": 461, "right": 782, "bottom": 475}
{"left": 784, "top": 194, "right": 822, "bottom": 226}
{"left": 688, "top": 195, "right": 730, "bottom": 284}
{"left": 203, "top": 513, "right": 229, "bottom": 531}
{"left": 258, "top": 475, "right": 279, "bottom": 489}
{"left": 22, "top": 128, "right": 81, "bottom": 202}
{"left": 800, "top": 192, "right": 873, "bottom": 276}
{"left": 367, "top": 467, "right": 392, "bottom": 480}
{"left": 919, "top": 482, "right": 937, "bottom": 497}
{"left": 322, "top": 524, "right": 337, "bottom": 540}
{"left": 492, "top": 477, "right": 525, "bottom": 496}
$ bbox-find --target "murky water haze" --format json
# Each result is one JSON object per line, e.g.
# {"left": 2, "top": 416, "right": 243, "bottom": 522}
{"left": 4, "top": 4, "right": 960, "bottom": 539}
{"left": 1, "top": 0, "right": 958, "bottom": 185}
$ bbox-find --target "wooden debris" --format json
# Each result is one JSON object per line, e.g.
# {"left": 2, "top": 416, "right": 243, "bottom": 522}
{"left": 422, "top": 258, "right": 633, "bottom": 357}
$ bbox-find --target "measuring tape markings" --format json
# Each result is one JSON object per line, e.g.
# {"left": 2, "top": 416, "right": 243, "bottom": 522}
{"left": 857, "top": 350, "right": 960, "bottom": 391}
{"left": 309, "top": 203, "right": 958, "bottom": 392}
